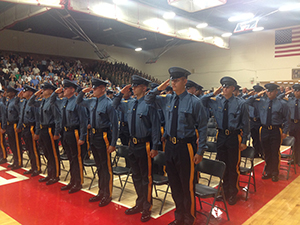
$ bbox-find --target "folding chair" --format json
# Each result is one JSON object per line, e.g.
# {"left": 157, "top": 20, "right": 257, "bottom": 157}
{"left": 112, "top": 145, "right": 131, "bottom": 201}
{"left": 152, "top": 151, "right": 170, "bottom": 215}
{"left": 239, "top": 146, "right": 256, "bottom": 200}
{"left": 83, "top": 153, "right": 98, "bottom": 190}
{"left": 280, "top": 136, "right": 296, "bottom": 180}
{"left": 195, "top": 158, "right": 229, "bottom": 225}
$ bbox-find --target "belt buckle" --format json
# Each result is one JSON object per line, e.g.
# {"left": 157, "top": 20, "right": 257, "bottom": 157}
{"left": 64, "top": 127, "right": 68, "bottom": 132}
{"left": 133, "top": 137, "right": 138, "bottom": 144}
{"left": 92, "top": 128, "right": 96, "bottom": 134}
{"left": 268, "top": 125, "right": 272, "bottom": 130}
{"left": 294, "top": 119, "right": 298, "bottom": 123}
{"left": 253, "top": 117, "right": 257, "bottom": 122}
{"left": 122, "top": 122, "right": 125, "bottom": 126}
{"left": 225, "top": 129, "right": 230, "bottom": 135}
{"left": 172, "top": 137, "right": 177, "bottom": 144}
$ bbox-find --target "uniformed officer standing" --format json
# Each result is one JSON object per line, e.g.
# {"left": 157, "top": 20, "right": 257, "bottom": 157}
{"left": 76, "top": 78, "right": 118, "bottom": 207}
{"left": 145, "top": 67, "right": 208, "bottom": 225}
{"left": 4, "top": 86, "right": 22, "bottom": 170}
{"left": 28, "top": 82, "right": 61, "bottom": 185}
{"left": 0, "top": 89, "right": 7, "bottom": 164}
{"left": 279, "top": 84, "right": 300, "bottom": 165}
{"left": 186, "top": 80, "right": 199, "bottom": 96}
{"left": 16, "top": 85, "right": 41, "bottom": 176}
{"left": 201, "top": 77, "right": 249, "bottom": 205}
{"left": 51, "top": 80, "right": 88, "bottom": 193}
{"left": 113, "top": 75, "right": 161, "bottom": 223}
{"left": 247, "top": 83, "right": 290, "bottom": 182}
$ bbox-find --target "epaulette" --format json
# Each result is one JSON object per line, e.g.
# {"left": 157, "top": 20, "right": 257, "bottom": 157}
{"left": 59, "top": 97, "right": 64, "bottom": 100}
{"left": 38, "top": 99, "right": 43, "bottom": 101}
{"left": 255, "top": 98, "right": 261, "bottom": 101}
{"left": 160, "top": 94, "right": 167, "bottom": 97}
{"left": 122, "top": 100, "right": 128, "bottom": 103}
{"left": 20, "top": 99, "right": 24, "bottom": 102}
{"left": 210, "top": 97, "right": 216, "bottom": 101}
{"left": 283, "top": 97, "right": 288, "bottom": 101}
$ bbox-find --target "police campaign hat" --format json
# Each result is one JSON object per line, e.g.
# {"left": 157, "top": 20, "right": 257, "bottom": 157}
{"left": 264, "top": 83, "right": 279, "bottom": 92}
{"left": 150, "top": 83, "right": 159, "bottom": 90}
{"left": 23, "top": 84, "right": 37, "bottom": 93}
{"left": 220, "top": 76, "right": 237, "bottom": 88}
{"left": 92, "top": 78, "right": 109, "bottom": 88}
{"left": 196, "top": 84, "right": 203, "bottom": 91}
{"left": 131, "top": 75, "right": 151, "bottom": 87}
{"left": 168, "top": 67, "right": 191, "bottom": 80}
{"left": 253, "top": 85, "right": 264, "bottom": 92}
{"left": 41, "top": 82, "right": 57, "bottom": 91}
{"left": 186, "top": 80, "right": 198, "bottom": 89}
{"left": 63, "top": 79, "right": 78, "bottom": 89}
{"left": 165, "top": 86, "right": 173, "bottom": 92}
{"left": 6, "top": 86, "right": 19, "bottom": 93}
{"left": 292, "top": 84, "right": 300, "bottom": 91}
{"left": 234, "top": 84, "right": 241, "bottom": 91}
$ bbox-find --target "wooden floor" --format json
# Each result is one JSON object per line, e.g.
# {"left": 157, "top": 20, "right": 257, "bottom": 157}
{"left": 0, "top": 211, "right": 20, "bottom": 225}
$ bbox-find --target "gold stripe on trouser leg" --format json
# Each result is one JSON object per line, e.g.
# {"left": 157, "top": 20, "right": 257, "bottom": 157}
{"left": 103, "top": 132, "right": 113, "bottom": 198}
{"left": 216, "top": 129, "right": 219, "bottom": 141}
{"left": 13, "top": 124, "right": 22, "bottom": 166}
{"left": 278, "top": 128, "right": 283, "bottom": 171}
{"left": 30, "top": 126, "right": 40, "bottom": 171}
{"left": 87, "top": 129, "right": 90, "bottom": 157}
{"left": 0, "top": 123, "right": 6, "bottom": 159}
{"left": 236, "top": 134, "right": 242, "bottom": 191}
{"left": 48, "top": 128, "right": 60, "bottom": 178}
{"left": 75, "top": 129, "right": 84, "bottom": 184}
{"left": 146, "top": 142, "right": 153, "bottom": 211}
{"left": 187, "top": 143, "right": 196, "bottom": 222}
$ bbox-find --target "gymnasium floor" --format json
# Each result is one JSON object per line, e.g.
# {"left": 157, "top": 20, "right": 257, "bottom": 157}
{"left": 0, "top": 146, "right": 300, "bottom": 225}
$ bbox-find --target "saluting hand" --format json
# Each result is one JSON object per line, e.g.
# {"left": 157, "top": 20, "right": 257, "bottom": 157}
{"left": 55, "top": 87, "right": 63, "bottom": 94}
{"left": 17, "top": 91, "right": 23, "bottom": 98}
{"left": 194, "top": 154, "right": 203, "bottom": 164}
{"left": 157, "top": 79, "right": 170, "bottom": 91}
{"left": 82, "top": 87, "right": 92, "bottom": 93}
{"left": 213, "top": 86, "right": 222, "bottom": 96}
{"left": 247, "top": 90, "right": 254, "bottom": 96}
{"left": 53, "top": 135, "right": 60, "bottom": 140}
{"left": 150, "top": 150, "right": 158, "bottom": 158}
{"left": 286, "top": 90, "right": 293, "bottom": 95}
{"left": 257, "top": 90, "right": 267, "bottom": 97}
{"left": 281, "top": 133, "right": 287, "bottom": 140}
{"left": 107, "top": 145, "right": 116, "bottom": 153}
{"left": 121, "top": 84, "right": 131, "bottom": 95}
{"left": 35, "top": 89, "right": 43, "bottom": 97}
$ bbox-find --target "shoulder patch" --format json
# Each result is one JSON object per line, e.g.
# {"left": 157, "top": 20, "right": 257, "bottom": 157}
{"left": 210, "top": 97, "right": 216, "bottom": 101}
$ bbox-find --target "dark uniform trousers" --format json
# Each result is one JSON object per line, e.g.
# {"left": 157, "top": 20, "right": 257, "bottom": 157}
{"left": 128, "top": 140, "right": 153, "bottom": 212}
{"left": 260, "top": 126, "right": 282, "bottom": 176}
{"left": 62, "top": 128, "right": 84, "bottom": 185}
{"left": 216, "top": 132, "right": 241, "bottom": 198}
{"left": 7, "top": 123, "right": 22, "bottom": 166}
{"left": 90, "top": 130, "right": 113, "bottom": 198}
{"left": 0, "top": 124, "right": 6, "bottom": 160}
{"left": 119, "top": 122, "right": 130, "bottom": 146}
{"left": 39, "top": 126, "right": 60, "bottom": 178}
{"left": 290, "top": 122, "right": 300, "bottom": 164}
{"left": 22, "top": 125, "right": 41, "bottom": 171}
{"left": 250, "top": 119, "right": 263, "bottom": 156}
{"left": 165, "top": 140, "right": 197, "bottom": 225}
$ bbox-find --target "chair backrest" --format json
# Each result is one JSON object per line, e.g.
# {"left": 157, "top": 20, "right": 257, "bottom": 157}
{"left": 281, "top": 136, "right": 295, "bottom": 147}
{"left": 116, "top": 145, "right": 130, "bottom": 158}
{"left": 241, "top": 146, "right": 255, "bottom": 159}
{"left": 153, "top": 151, "right": 166, "bottom": 167}
{"left": 207, "top": 117, "right": 217, "bottom": 128}
{"left": 207, "top": 128, "right": 217, "bottom": 137}
{"left": 206, "top": 141, "right": 217, "bottom": 153}
{"left": 195, "top": 158, "right": 226, "bottom": 180}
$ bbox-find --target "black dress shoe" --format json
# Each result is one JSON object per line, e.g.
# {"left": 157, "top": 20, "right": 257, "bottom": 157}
{"left": 98, "top": 196, "right": 112, "bottom": 207}
{"left": 69, "top": 184, "right": 82, "bottom": 194}
{"left": 31, "top": 170, "right": 41, "bottom": 177}
{"left": 272, "top": 175, "right": 279, "bottom": 182}
{"left": 39, "top": 176, "right": 50, "bottom": 182}
{"left": 141, "top": 210, "right": 151, "bottom": 222}
{"left": 46, "top": 177, "right": 59, "bottom": 185}
{"left": 262, "top": 174, "right": 272, "bottom": 180}
{"left": 125, "top": 205, "right": 143, "bottom": 215}
{"left": 23, "top": 169, "right": 33, "bottom": 175}
{"left": 228, "top": 195, "right": 237, "bottom": 205}
{"left": 168, "top": 219, "right": 184, "bottom": 225}
{"left": 7, "top": 164, "right": 14, "bottom": 168}
{"left": 89, "top": 194, "right": 103, "bottom": 202}
{"left": 0, "top": 158, "right": 7, "bottom": 164}
{"left": 11, "top": 165, "right": 22, "bottom": 170}
{"left": 61, "top": 183, "right": 73, "bottom": 191}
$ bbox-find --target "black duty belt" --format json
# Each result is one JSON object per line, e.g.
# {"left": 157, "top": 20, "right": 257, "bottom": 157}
{"left": 91, "top": 127, "right": 110, "bottom": 134}
{"left": 121, "top": 122, "right": 128, "bottom": 127}
{"left": 262, "top": 125, "right": 282, "bottom": 130}
{"left": 131, "top": 136, "right": 151, "bottom": 145}
{"left": 218, "top": 129, "right": 241, "bottom": 136}
{"left": 64, "top": 126, "right": 79, "bottom": 132}
{"left": 167, "top": 136, "right": 196, "bottom": 145}
{"left": 40, "top": 124, "right": 55, "bottom": 129}
{"left": 23, "top": 122, "right": 35, "bottom": 128}
{"left": 7, "top": 121, "right": 18, "bottom": 125}
{"left": 250, "top": 117, "right": 260, "bottom": 122}
{"left": 291, "top": 119, "right": 299, "bottom": 124}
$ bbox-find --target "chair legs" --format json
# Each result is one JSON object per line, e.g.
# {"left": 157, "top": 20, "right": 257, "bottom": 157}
{"left": 158, "top": 184, "right": 170, "bottom": 215}
{"left": 118, "top": 172, "right": 130, "bottom": 201}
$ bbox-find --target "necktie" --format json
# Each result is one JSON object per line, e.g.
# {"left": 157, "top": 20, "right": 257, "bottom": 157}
{"left": 170, "top": 96, "right": 179, "bottom": 137}
{"left": 295, "top": 99, "right": 299, "bottom": 120}
{"left": 21, "top": 100, "right": 28, "bottom": 123}
{"left": 131, "top": 100, "right": 138, "bottom": 136}
{"left": 266, "top": 100, "right": 272, "bottom": 126}
{"left": 223, "top": 100, "right": 229, "bottom": 130}
{"left": 62, "top": 99, "right": 69, "bottom": 126}
{"left": 92, "top": 98, "right": 98, "bottom": 128}
{"left": 40, "top": 99, "right": 45, "bottom": 124}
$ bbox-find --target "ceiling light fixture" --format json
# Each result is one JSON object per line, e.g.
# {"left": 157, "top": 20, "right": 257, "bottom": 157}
{"left": 163, "top": 12, "right": 176, "bottom": 19}
{"left": 221, "top": 32, "right": 232, "bottom": 37}
{"left": 143, "top": 18, "right": 170, "bottom": 33}
{"left": 138, "top": 37, "right": 147, "bottom": 41}
{"left": 252, "top": 27, "right": 264, "bottom": 31}
{"left": 228, "top": 13, "right": 254, "bottom": 22}
{"left": 24, "top": 28, "right": 32, "bottom": 32}
{"left": 135, "top": 47, "right": 142, "bottom": 51}
{"left": 196, "top": 23, "right": 208, "bottom": 29}
{"left": 103, "top": 27, "right": 112, "bottom": 32}
{"left": 279, "top": 3, "right": 300, "bottom": 11}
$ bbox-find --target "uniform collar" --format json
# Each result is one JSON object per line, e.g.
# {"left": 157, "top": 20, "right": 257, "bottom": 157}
{"left": 135, "top": 95, "right": 145, "bottom": 103}
{"left": 97, "top": 94, "right": 106, "bottom": 101}
{"left": 175, "top": 90, "right": 188, "bottom": 100}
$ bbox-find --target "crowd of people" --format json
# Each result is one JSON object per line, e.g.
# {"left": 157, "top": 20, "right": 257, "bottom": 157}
{"left": 0, "top": 51, "right": 299, "bottom": 225}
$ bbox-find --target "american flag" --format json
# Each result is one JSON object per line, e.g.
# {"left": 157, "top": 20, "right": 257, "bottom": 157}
{"left": 275, "top": 26, "right": 300, "bottom": 58}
